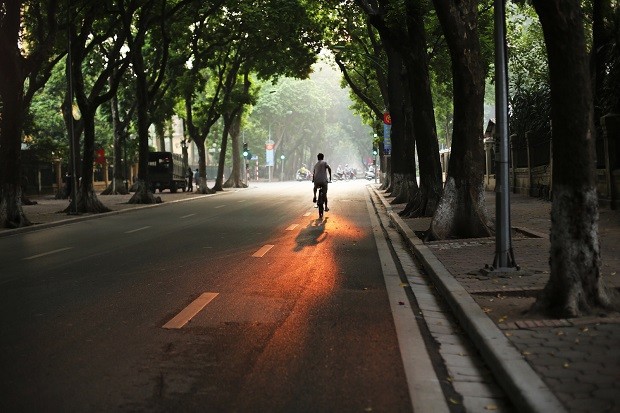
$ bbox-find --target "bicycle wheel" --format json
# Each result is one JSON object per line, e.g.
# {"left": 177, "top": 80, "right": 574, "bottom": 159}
{"left": 317, "top": 189, "right": 324, "bottom": 218}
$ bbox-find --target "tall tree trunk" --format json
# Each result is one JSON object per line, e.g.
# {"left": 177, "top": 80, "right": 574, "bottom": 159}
{"left": 183, "top": 92, "right": 212, "bottom": 195}
{"left": 213, "top": 123, "right": 230, "bottom": 192}
{"left": 223, "top": 110, "right": 247, "bottom": 188}
{"left": 531, "top": 0, "right": 619, "bottom": 317}
{"left": 128, "top": 48, "right": 158, "bottom": 204}
{"left": 383, "top": 41, "right": 418, "bottom": 203}
{"left": 428, "top": 0, "right": 491, "bottom": 240}
{"left": 71, "top": 108, "right": 110, "bottom": 213}
{"left": 400, "top": 0, "right": 443, "bottom": 218}
{"left": 101, "top": 89, "right": 129, "bottom": 195}
{"left": 155, "top": 121, "right": 166, "bottom": 151}
{"left": 0, "top": 47, "right": 30, "bottom": 228}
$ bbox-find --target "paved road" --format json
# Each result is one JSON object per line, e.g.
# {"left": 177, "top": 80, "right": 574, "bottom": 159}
{"left": 1, "top": 182, "right": 418, "bottom": 412}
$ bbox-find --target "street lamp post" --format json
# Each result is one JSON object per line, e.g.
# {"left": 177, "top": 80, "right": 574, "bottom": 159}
{"left": 373, "top": 133, "right": 378, "bottom": 183}
{"left": 280, "top": 154, "right": 285, "bottom": 181}
{"left": 67, "top": 0, "right": 78, "bottom": 215}
{"left": 487, "top": 0, "right": 518, "bottom": 274}
{"left": 181, "top": 139, "right": 188, "bottom": 169}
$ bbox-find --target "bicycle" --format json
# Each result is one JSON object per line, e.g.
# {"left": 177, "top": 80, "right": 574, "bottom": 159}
{"left": 316, "top": 182, "right": 330, "bottom": 219}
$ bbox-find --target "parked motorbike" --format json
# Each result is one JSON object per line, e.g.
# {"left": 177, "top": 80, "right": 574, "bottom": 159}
{"left": 365, "top": 168, "right": 375, "bottom": 181}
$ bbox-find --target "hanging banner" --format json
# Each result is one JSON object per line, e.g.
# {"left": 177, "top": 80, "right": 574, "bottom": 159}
{"left": 383, "top": 123, "right": 392, "bottom": 155}
{"left": 265, "top": 140, "right": 275, "bottom": 167}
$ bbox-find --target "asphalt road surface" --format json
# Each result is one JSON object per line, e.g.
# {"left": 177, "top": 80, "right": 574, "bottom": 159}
{"left": 0, "top": 181, "right": 421, "bottom": 412}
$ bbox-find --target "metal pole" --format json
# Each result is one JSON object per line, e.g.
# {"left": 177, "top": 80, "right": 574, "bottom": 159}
{"left": 374, "top": 154, "right": 378, "bottom": 183}
{"left": 67, "top": 0, "right": 78, "bottom": 215}
{"left": 491, "top": 0, "right": 517, "bottom": 271}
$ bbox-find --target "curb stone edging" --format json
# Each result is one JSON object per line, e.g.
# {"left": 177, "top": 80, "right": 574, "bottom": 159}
{"left": 0, "top": 193, "right": 212, "bottom": 238}
{"left": 369, "top": 185, "right": 566, "bottom": 413}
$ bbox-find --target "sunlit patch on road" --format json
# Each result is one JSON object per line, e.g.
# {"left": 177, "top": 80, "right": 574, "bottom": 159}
{"left": 252, "top": 244, "right": 275, "bottom": 257}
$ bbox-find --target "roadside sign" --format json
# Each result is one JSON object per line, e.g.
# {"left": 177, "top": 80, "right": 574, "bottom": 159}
{"left": 265, "top": 139, "right": 275, "bottom": 166}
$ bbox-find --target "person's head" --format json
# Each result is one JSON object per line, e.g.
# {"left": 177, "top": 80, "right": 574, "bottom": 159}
{"left": 317, "top": 153, "right": 324, "bottom": 161}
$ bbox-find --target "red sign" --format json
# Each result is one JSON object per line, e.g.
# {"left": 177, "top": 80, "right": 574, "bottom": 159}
{"left": 95, "top": 148, "right": 105, "bottom": 164}
{"left": 383, "top": 112, "right": 392, "bottom": 125}
{"left": 265, "top": 143, "right": 275, "bottom": 150}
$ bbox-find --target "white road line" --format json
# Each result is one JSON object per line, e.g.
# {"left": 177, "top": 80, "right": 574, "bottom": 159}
{"left": 125, "top": 226, "right": 151, "bottom": 234}
{"left": 214, "top": 205, "right": 226, "bottom": 209}
{"left": 286, "top": 224, "right": 299, "bottom": 231}
{"left": 181, "top": 213, "right": 196, "bottom": 219}
{"left": 303, "top": 212, "right": 311, "bottom": 217}
{"left": 252, "top": 244, "right": 274, "bottom": 257}
{"left": 23, "top": 247, "right": 73, "bottom": 261}
{"left": 163, "top": 292, "right": 219, "bottom": 329}
{"left": 238, "top": 200, "right": 246, "bottom": 203}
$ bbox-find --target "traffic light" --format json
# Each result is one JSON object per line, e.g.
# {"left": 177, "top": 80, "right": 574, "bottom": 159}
{"left": 372, "top": 145, "right": 378, "bottom": 156}
{"left": 242, "top": 142, "right": 252, "bottom": 160}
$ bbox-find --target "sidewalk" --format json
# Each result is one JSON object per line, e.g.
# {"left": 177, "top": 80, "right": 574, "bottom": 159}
{"left": 372, "top": 186, "right": 620, "bottom": 413}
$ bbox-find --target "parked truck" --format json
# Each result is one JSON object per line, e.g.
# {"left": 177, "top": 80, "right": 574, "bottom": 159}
{"left": 147, "top": 151, "right": 186, "bottom": 193}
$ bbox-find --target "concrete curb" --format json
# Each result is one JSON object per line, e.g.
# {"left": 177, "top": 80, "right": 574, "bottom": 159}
{"left": 369, "top": 185, "right": 566, "bottom": 413}
{"left": 0, "top": 193, "right": 214, "bottom": 239}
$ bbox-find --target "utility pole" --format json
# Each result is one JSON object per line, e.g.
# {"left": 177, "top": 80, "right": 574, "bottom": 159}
{"left": 487, "top": 0, "right": 518, "bottom": 273}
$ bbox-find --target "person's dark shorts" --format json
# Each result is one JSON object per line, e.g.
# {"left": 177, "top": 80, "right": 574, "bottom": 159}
{"left": 314, "top": 182, "right": 328, "bottom": 194}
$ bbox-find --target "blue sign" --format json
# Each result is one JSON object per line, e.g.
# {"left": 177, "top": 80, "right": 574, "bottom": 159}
{"left": 383, "top": 123, "right": 392, "bottom": 155}
{"left": 265, "top": 140, "right": 275, "bottom": 166}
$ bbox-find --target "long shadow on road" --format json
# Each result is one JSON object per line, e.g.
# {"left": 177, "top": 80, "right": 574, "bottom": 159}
{"left": 294, "top": 217, "right": 329, "bottom": 251}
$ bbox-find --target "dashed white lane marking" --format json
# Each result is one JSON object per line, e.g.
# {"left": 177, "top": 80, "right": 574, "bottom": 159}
{"left": 181, "top": 213, "right": 196, "bottom": 219}
{"left": 23, "top": 247, "right": 73, "bottom": 261}
{"left": 286, "top": 224, "right": 299, "bottom": 231}
{"left": 125, "top": 226, "right": 151, "bottom": 234}
{"left": 163, "top": 292, "right": 219, "bottom": 329}
{"left": 252, "top": 244, "right": 274, "bottom": 257}
{"left": 303, "top": 212, "right": 311, "bottom": 217}
{"left": 214, "top": 205, "right": 226, "bottom": 209}
{"left": 238, "top": 200, "right": 246, "bottom": 203}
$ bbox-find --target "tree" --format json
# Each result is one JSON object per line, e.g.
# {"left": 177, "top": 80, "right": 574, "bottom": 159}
{"left": 124, "top": 0, "right": 194, "bottom": 204}
{"left": 176, "top": 0, "right": 323, "bottom": 192}
{"left": 0, "top": 0, "right": 60, "bottom": 228}
{"left": 67, "top": 1, "right": 129, "bottom": 213}
{"left": 351, "top": 1, "right": 418, "bottom": 205}
{"left": 427, "top": 0, "right": 492, "bottom": 240}
{"left": 398, "top": 0, "right": 442, "bottom": 218}
{"left": 530, "top": 0, "right": 620, "bottom": 317}
{"left": 250, "top": 77, "right": 330, "bottom": 177}
{"left": 100, "top": 69, "right": 136, "bottom": 195}
{"left": 221, "top": 72, "right": 259, "bottom": 188}
{"left": 325, "top": 4, "right": 389, "bottom": 181}
{"left": 336, "top": 1, "right": 442, "bottom": 216}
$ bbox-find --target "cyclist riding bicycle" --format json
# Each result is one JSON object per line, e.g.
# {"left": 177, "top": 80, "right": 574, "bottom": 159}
{"left": 312, "top": 153, "right": 332, "bottom": 212}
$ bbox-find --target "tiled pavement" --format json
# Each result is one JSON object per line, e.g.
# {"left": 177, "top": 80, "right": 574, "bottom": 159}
{"left": 374, "top": 187, "right": 620, "bottom": 413}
